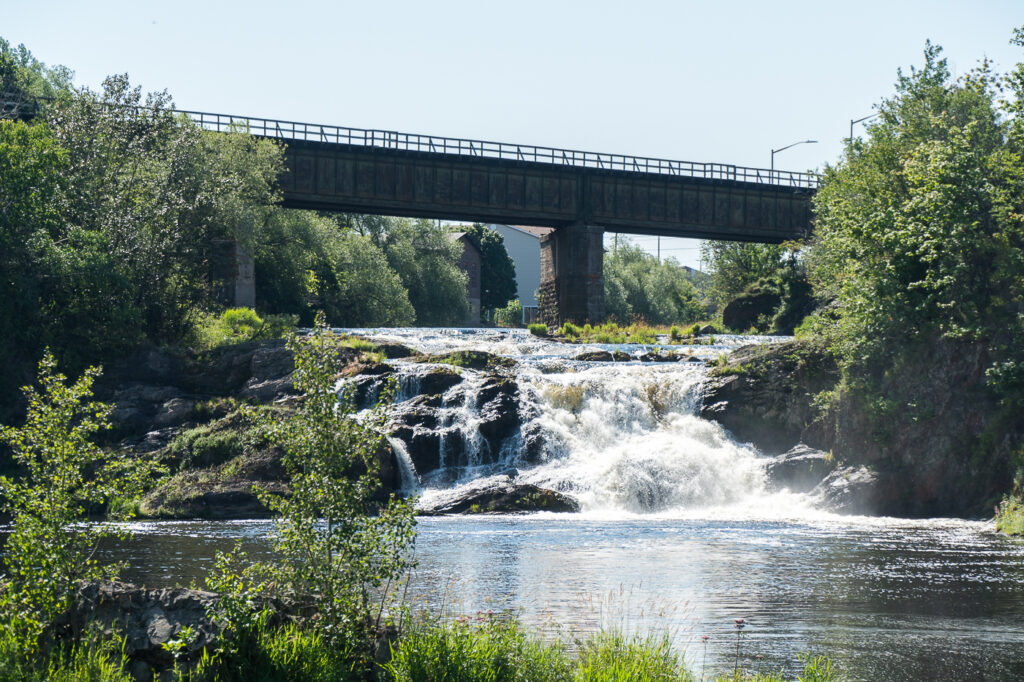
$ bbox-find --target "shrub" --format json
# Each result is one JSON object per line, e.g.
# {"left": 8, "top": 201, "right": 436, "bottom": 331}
{"left": 229, "top": 313, "right": 416, "bottom": 658}
{"left": 0, "top": 352, "right": 154, "bottom": 657}
{"left": 528, "top": 323, "right": 549, "bottom": 337}
{"left": 188, "top": 309, "right": 298, "bottom": 351}
{"left": 494, "top": 299, "right": 524, "bottom": 327}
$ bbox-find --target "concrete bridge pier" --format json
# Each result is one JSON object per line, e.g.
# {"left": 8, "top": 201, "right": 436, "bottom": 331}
{"left": 538, "top": 223, "right": 605, "bottom": 326}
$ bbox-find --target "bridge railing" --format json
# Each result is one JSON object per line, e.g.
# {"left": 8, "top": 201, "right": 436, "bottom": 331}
{"left": 181, "top": 110, "right": 819, "bottom": 189}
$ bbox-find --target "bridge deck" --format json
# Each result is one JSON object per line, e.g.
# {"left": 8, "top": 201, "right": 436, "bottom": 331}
{"left": 184, "top": 110, "right": 817, "bottom": 242}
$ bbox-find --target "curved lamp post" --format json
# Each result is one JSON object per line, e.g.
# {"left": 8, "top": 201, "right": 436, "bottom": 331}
{"left": 771, "top": 139, "right": 818, "bottom": 180}
{"left": 850, "top": 113, "right": 879, "bottom": 142}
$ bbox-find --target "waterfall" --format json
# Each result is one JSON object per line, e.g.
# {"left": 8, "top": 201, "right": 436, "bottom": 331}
{"left": 343, "top": 327, "right": 806, "bottom": 516}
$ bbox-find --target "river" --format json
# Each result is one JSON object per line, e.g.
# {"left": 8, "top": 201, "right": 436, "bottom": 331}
{"left": 73, "top": 329, "right": 1024, "bottom": 679}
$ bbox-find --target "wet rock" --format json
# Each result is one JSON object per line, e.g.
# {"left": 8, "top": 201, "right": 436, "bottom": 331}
{"left": 390, "top": 425, "right": 441, "bottom": 474}
{"left": 417, "top": 367, "right": 463, "bottom": 396}
{"left": 698, "top": 324, "right": 717, "bottom": 336}
{"left": 764, "top": 444, "right": 832, "bottom": 493}
{"left": 414, "top": 350, "right": 515, "bottom": 371}
{"left": 476, "top": 376, "right": 521, "bottom": 448}
{"left": 700, "top": 341, "right": 838, "bottom": 454}
{"left": 375, "top": 342, "right": 416, "bottom": 359}
{"left": 811, "top": 466, "right": 881, "bottom": 515}
{"left": 417, "top": 475, "right": 579, "bottom": 515}
{"left": 573, "top": 350, "right": 613, "bottom": 362}
{"left": 153, "top": 398, "right": 195, "bottom": 428}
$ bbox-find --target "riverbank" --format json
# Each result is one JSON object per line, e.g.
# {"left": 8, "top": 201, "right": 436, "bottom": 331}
{"left": 6, "top": 580, "right": 839, "bottom": 682}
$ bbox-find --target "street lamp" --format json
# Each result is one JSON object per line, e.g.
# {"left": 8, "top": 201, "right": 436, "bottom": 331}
{"left": 771, "top": 139, "right": 818, "bottom": 179}
{"left": 850, "top": 113, "right": 879, "bottom": 142}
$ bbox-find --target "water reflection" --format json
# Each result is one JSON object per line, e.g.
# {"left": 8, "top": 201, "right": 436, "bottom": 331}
{"left": 92, "top": 515, "right": 1024, "bottom": 681}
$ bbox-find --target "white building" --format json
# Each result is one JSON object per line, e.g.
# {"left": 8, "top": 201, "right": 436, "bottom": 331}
{"left": 487, "top": 224, "right": 552, "bottom": 322}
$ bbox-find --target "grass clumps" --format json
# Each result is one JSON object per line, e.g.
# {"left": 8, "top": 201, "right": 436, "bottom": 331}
{"left": 996, "top": 495, "right": 1024, "bottom": 536}
{"left": 556, "top": 321, "right": 722, "bottom": 345}
{"left": 574, "top": 630, "right": 686, "bottom": 681}
{"left": 188, "top": 309, "right": 298, "bottom": 351}
{"left": 528, "top": 323, "right": 549, "bottom": 337}
{"left": 385, "top": 616, "right": 571, "bottom": 682}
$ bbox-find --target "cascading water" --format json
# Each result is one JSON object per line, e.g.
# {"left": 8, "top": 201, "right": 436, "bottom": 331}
{"left": 344, "top": 327, "right": 811, "bottom": 517}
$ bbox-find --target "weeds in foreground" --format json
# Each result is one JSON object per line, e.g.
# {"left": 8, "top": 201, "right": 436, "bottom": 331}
{"left": 995, "top": 495, "right": 1024, "bottom": 536}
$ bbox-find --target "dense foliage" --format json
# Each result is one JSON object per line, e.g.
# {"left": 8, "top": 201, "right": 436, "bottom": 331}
{"left": 604, "top": 240, "right": 706, "bottom": 325}
{"left": 1, "top": 39, "right": 474, "bottom": 415}
{"left": 807, "top": 41, "right": 1024, "bottom": 406}
{"left": 348, "top": 215, "right": 469, "bottom": 325}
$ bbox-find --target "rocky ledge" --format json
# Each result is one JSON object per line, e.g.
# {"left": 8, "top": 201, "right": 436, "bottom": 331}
{"left": 417, "top": 475, "right": 579, "bottom": 515}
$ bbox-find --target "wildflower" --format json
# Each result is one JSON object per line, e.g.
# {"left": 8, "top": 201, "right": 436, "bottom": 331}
{"left": 734, "top": 618, "right": 746, "bottom": 630}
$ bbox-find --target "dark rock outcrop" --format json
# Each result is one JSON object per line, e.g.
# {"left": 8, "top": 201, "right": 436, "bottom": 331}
{"left": 701, "top": 341, "right": 838, "bottom": 455}
{"left": 764, "top": 444, "right": 833, "bottom": 493}
{"left": 413, "top": 350, "right": 515, "bottom": 371}
{"left": 703, "top": 337, "right": 1023, "bottom": 517}
{"left": 58, "top": 581, "right": 222, "bottom": 679}
{"left": 416, "top": 367, "right": 464, "bottom": 396}
{"left": 811, "top": 466, "right": 882, "bottom": 515}
{"left": 417, "top": 475, "right": 579, "bottom": 515}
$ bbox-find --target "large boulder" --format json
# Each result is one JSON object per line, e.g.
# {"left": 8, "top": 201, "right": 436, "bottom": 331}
{"left": 416, "top": 367, "right": 464, "bottom": 396}
{"left": 764, "top": 444, "right": 833, "bottom": 493}
{"left": 475, "top": 375, "right": 521, "bottom": 449}
{"left": 58, "top": 581, "right": 222, "bottom": 679}
{"left": 811, "top": 466, "right": 882, "bottom": 515}
{"left": 417, "top": 475, "right": 579, "bottom": 515}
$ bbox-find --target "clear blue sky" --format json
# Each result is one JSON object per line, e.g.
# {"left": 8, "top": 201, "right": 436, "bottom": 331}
{"left": 5, "top": 0, "right": 1022, "bottom": 268}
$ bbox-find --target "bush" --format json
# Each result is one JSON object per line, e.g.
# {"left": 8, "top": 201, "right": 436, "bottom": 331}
{"left": 528, "top": 323, "right": 548, "bottom": 337}
{"left": 494, "top": 299, "right": 524, "bottom": 327}
{"left": 0, "top": 352, "right": 154, "bottom": 658}
{"left": 188, "top": 309, "right": 298, "bottom": 351}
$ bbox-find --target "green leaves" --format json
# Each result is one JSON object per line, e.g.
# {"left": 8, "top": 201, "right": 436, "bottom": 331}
{"left": 213, "top": 315, "right": 416, "bottom": 655}
{"left": 808, "top": 35, "right": 1024, "bottom": 413}
{"left": 0, "top": 351, "right": 157, "bottom": 652}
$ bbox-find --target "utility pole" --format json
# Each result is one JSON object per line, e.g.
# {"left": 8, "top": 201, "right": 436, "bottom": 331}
{"left": 657, "top": 236, "right": 661, "bottom": 262}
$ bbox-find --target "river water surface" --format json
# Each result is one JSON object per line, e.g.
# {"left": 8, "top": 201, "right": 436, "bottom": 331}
{"left": 67, "top": 330, "right": 1024, "bottom": 679}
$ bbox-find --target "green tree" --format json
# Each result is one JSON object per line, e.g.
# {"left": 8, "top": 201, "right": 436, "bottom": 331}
{"left": 699, "top": 240, "right": 786, "bottom": 310}
{"left": 350, "top": 215, "right": 469, "bottom": 325}
{"left": 463, "top": 224, "right": 517, "bottom": 312}
{"left": 808, "top": 41, "right": 1023, "bottom": 395}
{"left": 0, "top": 352, "right": 151, "bottom": 653}
{"left": 252, "top": 316, "right": 416, "bottom": 657}
{"left": 604, "top": 240, "right": 705, "bottom": 325}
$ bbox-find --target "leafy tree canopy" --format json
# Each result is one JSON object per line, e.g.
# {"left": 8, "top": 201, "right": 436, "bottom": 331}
{"left": 462, "top": 224, "right": 517, "bottom": 310}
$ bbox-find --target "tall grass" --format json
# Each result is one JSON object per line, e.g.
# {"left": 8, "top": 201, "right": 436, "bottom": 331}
{"left": 573, "top": 630, "right": 692, "bottom": 682}
{"left": 384, "top": 616, "right": 572, "bottom": 682}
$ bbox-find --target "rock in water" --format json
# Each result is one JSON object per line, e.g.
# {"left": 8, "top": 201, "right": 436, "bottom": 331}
{"left": 811, "top": 466, "right": 881, "bottom": 515}
{"left": 418, "top": 475, "right": 579, "bottom": 515}
{"left": 764, "top": 444, "right": 833, "bottom": 493}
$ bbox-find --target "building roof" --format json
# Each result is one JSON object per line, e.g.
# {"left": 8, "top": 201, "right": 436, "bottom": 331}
{"left": 490, "top": 224, "right": 554, "bottom": 239}
{"left": 448, "top": 231, "right": 481, "bottom": 253}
